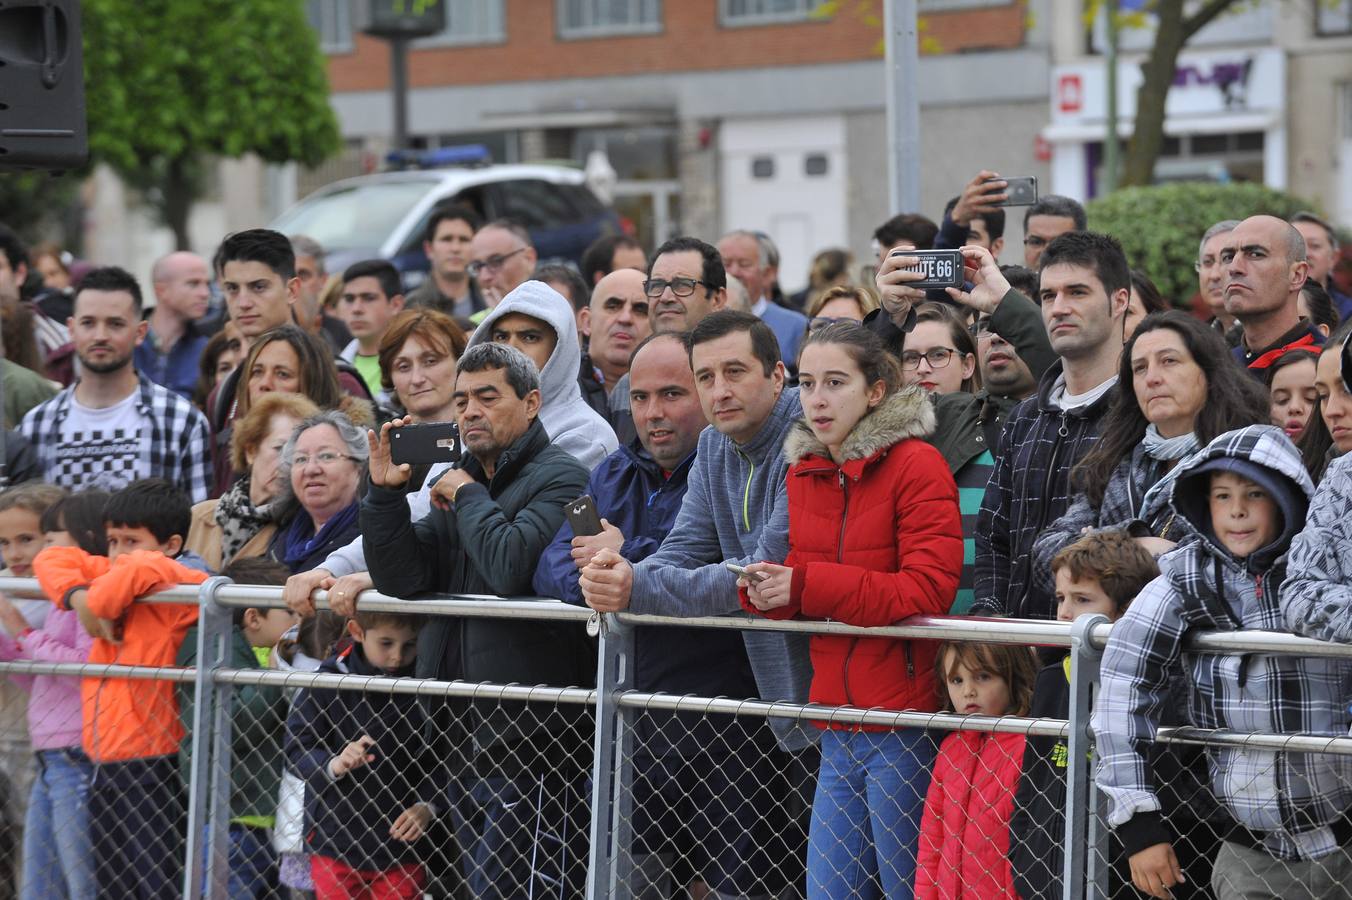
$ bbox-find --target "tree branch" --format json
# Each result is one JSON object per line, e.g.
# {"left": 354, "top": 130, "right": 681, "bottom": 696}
{"left": 1181, "top": 0, "right": 1239, "bottom": 43}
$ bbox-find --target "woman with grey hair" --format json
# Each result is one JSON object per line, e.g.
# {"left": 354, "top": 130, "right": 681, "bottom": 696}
{"left": 266, "top": 409, "right": 369, "bottom": 573}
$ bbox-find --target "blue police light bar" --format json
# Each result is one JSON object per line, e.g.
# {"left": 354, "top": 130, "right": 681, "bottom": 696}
{"left": 385, "top": 144, "right": 492, "bottom": 170}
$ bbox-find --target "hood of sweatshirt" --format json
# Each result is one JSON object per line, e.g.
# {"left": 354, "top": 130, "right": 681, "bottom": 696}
{"left": 1167, "top": 425, "right": 1313, "bottom": 573}
{"left": 468, "top": 280, "right": 617, "bottom": 468}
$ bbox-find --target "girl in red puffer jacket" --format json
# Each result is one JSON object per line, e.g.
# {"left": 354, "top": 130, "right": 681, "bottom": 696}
{"left": 916, "top": 640, "right": 1039, "bottom": 900}
{"left": 739, "top": 321, "right": 964, "bottom": 899}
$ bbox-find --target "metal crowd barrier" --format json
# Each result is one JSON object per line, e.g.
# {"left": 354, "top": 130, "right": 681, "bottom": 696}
{"left": 0, "top": 576, "right": 1349, "bottom": 899}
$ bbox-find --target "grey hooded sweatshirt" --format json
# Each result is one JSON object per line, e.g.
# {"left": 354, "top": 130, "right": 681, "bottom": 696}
{"left": 467, "top": 281, "right": 618, "bottom": 470}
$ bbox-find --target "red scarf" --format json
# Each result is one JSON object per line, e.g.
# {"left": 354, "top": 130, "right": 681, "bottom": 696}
{"left": 1247, "top": 332, "right": 1319, "bottom": 370}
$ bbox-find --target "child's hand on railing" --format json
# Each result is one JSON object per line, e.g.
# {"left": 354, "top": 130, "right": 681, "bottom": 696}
{"left": 389, "top": 802, "right": 434, "bottom": 843}
{"left": 0, "top": 592, "right": 30, "bottom": 638}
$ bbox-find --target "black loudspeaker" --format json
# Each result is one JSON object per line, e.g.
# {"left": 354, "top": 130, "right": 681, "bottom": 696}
{"left": 0, "top": 0, "right": 87, "bottom": 171}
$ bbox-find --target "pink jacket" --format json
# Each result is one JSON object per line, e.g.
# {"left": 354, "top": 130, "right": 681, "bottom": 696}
{"left": 0, "top": 607, "right": 93, "bottom": 750}
{"left": 916, "top": 730, "right": 1026, "bottom": 900}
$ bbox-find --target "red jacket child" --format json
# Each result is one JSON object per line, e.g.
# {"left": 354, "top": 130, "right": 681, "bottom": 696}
{"left": 741, "top": 388, "right": 963, "bottom": 719}
{"left": 916, "top": 729, "right": 1027, "bottom": 900}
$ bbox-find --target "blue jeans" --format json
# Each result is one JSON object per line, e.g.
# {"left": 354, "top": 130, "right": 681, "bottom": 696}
{"left": 806, "top": 728, "right": 935, "bottom": 900}
{"left": 22, "top": 748, "right": 95, "bottom": 900}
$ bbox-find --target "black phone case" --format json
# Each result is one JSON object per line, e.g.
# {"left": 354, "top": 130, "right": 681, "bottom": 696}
{"left": 566, "top": 495, "right": 604, "bottom": 537}
{"left": 390, "top": 423, "right": 461, "bottom": 466}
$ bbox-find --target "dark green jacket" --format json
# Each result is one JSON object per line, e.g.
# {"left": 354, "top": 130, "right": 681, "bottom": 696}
{"left": 931, "top": 392, "right": 989, "bottom": 475}
{"left": 362, "top": 417, "right": 593, "bottom": 755}
{"left": 177, "top": 627, "right": 286, "bottom": 821}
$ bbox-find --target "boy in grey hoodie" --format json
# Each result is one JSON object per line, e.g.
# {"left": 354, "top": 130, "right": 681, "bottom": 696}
{"left": 468, "top": 280, "right": 618, "bottom": 469}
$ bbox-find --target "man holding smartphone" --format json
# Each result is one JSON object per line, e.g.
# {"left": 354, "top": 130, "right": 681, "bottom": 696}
{"left": 360, "top": 341, "right": 593, "bottom": 898}
{"left": 535, "top": 332, "right": 785, "bottom": 898}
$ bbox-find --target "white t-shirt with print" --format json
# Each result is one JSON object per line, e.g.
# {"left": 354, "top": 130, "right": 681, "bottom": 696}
{"left": 52, "top": 391, "right": 150, "bottom": 492}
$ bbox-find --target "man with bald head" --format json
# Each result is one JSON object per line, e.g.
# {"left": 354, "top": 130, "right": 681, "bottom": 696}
{"left": 134, "top": 251, "right": 212, "bottom": 399}
{"left": 581, "top": 268, "right": 651, "bottom": 395}
{"left": 1223, "top": 215, "right": 1324, "bottom": 376}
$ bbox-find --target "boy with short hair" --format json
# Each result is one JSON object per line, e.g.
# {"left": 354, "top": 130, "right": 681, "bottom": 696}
{"left": 1093, "top": 426, "right": 1352, "bottom": 899}
{"left": 1010, "top": 530, "right": 1160, "bottom": 900}
{"left": 30, "top": 477, "right": 213, "bottom": 899}
{"left": 284, "top": 610, "right": 442, "bottom": 899}
{"left": 177, "top": 557, "right": 297, "bottom": 899}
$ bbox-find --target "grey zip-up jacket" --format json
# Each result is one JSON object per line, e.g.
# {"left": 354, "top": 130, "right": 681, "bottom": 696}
{"left": 630, "top": 386, "right": 815, "bottom": 751}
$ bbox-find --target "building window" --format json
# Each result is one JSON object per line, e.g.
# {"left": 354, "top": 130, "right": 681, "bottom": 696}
{"left": 917, "top": 0, "right": 1013, "bottom": 9}
{"left": 1317, "top": 0, "right": 1352, "bottom": 35}
{"left": 427, "top": 0, "right": 506, "bottom": 45}
{"left": 416, "top": 0, "right": 506, "bottom": 47}
{"left": 558, "top": 0, "right": 662, "bottom": 38}
{"left": 720, "top": 0, "right": 827, "bottom": 26}
{"left": 306, "top": 0, "right": 353, "bottom": 53}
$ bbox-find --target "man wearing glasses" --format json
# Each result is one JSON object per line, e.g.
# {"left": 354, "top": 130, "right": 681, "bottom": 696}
{"left": 467, "top": 220, "right": 537, "bottom": 320}
{"left": 1021, "top": 195, "right": 1086, "bottom": 268}
{"left": 605, "top": 237, "right": 729, "bottom": 443}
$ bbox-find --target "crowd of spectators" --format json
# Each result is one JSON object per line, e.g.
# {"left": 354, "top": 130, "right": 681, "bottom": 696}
{"left": 0, "top": 171, "right": 1349, "bottom": 900}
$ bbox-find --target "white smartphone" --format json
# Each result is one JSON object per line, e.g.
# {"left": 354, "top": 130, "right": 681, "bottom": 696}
{"left": 725, "top": 562, "right": 768, "bottom": 582}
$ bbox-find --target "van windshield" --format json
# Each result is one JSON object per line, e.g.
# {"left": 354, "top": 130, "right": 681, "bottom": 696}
{"left": 272, "top": 178, "right": 442, "bottom": 252}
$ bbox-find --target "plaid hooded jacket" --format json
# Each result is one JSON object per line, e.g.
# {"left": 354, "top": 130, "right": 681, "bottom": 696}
{"left": 1093, "top": 425, "right": 1352, "bottom": 861}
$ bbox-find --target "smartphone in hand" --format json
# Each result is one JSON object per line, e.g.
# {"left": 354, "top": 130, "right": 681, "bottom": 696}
{"left": 565, "top": 495, "right": 604, "bottom": 537}
{"left": 725, "top": 562, "right": 768, "bottom": 583}
{"left": 390, "top": 422, "right": 461, "bottom": 466}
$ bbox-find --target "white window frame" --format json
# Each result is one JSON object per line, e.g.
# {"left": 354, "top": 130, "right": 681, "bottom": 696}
{"left": 718, "top": 0, "right": 827, "bottom": 27}
{"left": 1316, "top": 0, "right": 1352, "bottom": 35}
{"left": 307, "top": 0, "right": 354, "bottom": 54}
{"left": 415, "top": 0, "right": 508, "bottom": 48}
{"left": 917, "top": 0, "right": 1014, "bottom": 10}
{"left": 557, "top": 0, "right": 663, "bottom": 39}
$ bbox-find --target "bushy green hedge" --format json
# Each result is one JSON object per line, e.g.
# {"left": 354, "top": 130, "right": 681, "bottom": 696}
{"left": 1085, "top": 182, "right": 1318, "bottom": 307}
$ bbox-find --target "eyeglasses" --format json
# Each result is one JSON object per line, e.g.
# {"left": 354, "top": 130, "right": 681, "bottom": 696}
{"left": 900, "top": 348, "right": 959, "bottom": 370}
{"left": 643, "top": 277, "right": 710, "bottom": 299}
{"left": 809, "top": 316, "right": 857, "bottom": 330}
{"left": 970, "top": 318, "right": 993, "bottom": 337}
{"left": 467, "top": 247, "right": 527, "bottom": 279}
{"left": 290, "top": 451, "right": 359, "bottom": 468}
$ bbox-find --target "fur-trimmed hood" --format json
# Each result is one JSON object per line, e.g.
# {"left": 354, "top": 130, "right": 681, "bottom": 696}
{"left": 784, "top": 385, "right": 935, "bottom": 465}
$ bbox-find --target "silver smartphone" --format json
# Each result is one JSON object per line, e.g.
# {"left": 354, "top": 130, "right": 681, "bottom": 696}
{"left": 725, "top": 562, "right": 768, "bottom": 582}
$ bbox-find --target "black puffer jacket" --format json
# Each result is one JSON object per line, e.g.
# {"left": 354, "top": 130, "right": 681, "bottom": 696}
{"left": 362, "top": 417, "right": 594, "bottom": 755}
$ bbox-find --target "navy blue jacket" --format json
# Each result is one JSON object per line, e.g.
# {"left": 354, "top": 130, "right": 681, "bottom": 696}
{"left": 284, "top": 643, "right": 441, "bottom": 872}
{"left": 532, "top": 440, "right": 759, "bottom": 756}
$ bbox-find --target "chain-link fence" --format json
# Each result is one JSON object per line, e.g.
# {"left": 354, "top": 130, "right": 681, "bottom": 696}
{"left": 2, "top": 579, "right": 1352, "bottom": 899}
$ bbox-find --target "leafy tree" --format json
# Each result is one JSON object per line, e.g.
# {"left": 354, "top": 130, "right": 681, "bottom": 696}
{"left": 1117, "top": 0, "right": 1242, "bottom": 187}
{"left": 1087, "top": 182, "right": 1316, "bottom": 304}
{"left": 83, "top": 0, "right": 342, "bottom": 249}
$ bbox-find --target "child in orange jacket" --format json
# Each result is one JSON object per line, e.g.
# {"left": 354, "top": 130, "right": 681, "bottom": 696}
{"left": 32, "top": 479, "right": 211, "bottom": 900}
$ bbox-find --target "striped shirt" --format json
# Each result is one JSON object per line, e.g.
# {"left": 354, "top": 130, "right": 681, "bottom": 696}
{"left": 951, "top": 449, "right": 993, "bottom": 614}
